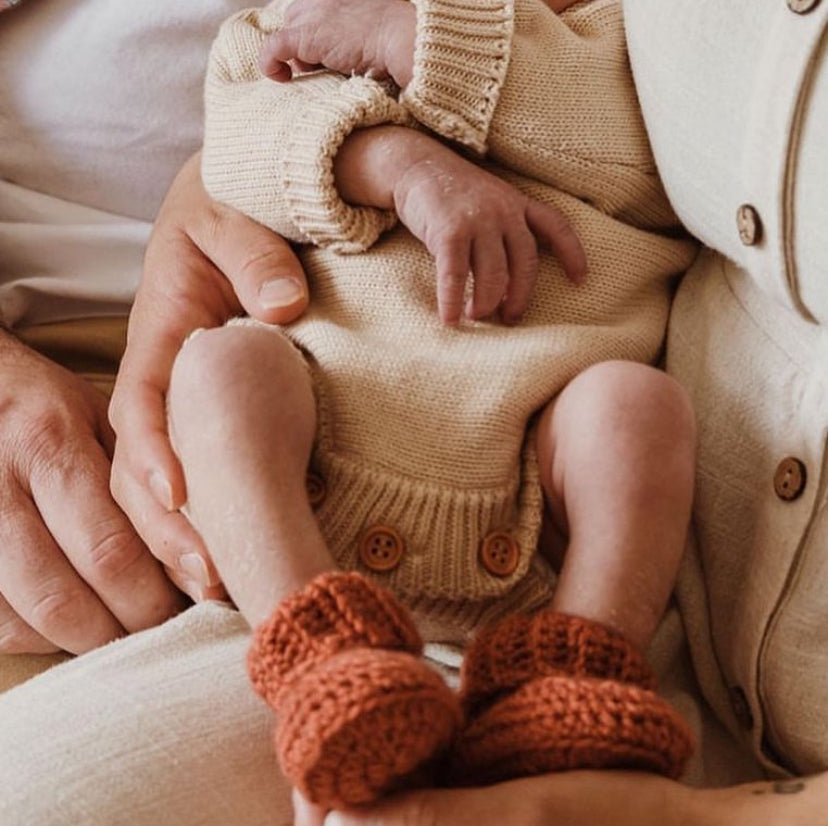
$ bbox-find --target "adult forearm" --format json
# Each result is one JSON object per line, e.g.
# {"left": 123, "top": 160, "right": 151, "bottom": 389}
{"left": 685, "top": 773, "right": 828, "bottom": 826}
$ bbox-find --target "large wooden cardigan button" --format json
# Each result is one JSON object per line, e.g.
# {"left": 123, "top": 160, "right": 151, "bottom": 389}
{"left": 736, "top": 204, "right": 763, "bottom": 246}
{"left": 479, "top": 532, "right": 520, "bottom": 577}
{"left": 773, "top": 457, "right": 807, "bottom": 501}
{"left": 359, "top": 525, "right": 404, "bottom": 572}
{"left": 788, "top": 0, "right": 821, "bottom": 13}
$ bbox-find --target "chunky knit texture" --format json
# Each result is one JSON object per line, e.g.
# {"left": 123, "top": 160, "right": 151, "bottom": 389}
{"left": 203, "top": 0, "right": 698, "bottom": 640}
{"left": 248, "top": 572, "right": 461, "bottom": 808}
{"left": 459, "top": 610, "right": 657, "bottom": 713}
{"left": 451, "top": 611, "right": 694, "bottom": 783}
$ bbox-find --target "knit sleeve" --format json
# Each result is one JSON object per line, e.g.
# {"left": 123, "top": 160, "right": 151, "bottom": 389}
{"left": 401, "top": 0, "right": 677, "bottom": 229}
{"left": 202, "top": 3, "right": 415, "bottom": 253}
{"left": 399, "top": 0, "right": 514, "bottom": 156}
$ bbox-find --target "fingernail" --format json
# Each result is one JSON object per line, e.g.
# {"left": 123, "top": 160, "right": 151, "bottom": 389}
{"left": 179, "top": 553, "right": 210, "bottom": 588}
{"left": 178, "top": 578, "right": 206, "bottom": 603}
{"left": 149, "top": 470, "right": 173, "bottom": 511}
{"left": 258, "top": 277, "right": 305, "bottom": 309}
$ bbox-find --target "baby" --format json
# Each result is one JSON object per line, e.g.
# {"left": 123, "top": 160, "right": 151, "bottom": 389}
{"left": 169, "top": 0, "right": 698, "bottom": 810}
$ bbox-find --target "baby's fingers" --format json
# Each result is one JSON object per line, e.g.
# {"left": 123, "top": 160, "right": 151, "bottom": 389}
{"left": 500, "top": 224, "right": 540, "bottom": 323}
{"left": 260, "top": 31, "right": 303, "bottom": 82}
{"left": 434, "top": 236, "right": 471, "bottom": 326}
{"left": 466, "top": 235, "right": 509, "bottom": 321}
{"left": 525, "top": 201, "right": 587, "bottom": 285}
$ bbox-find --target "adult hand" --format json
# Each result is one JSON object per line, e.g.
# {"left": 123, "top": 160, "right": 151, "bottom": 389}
{"left": 292, "top": 772, "right": 703, "bottom": 826}
{"left": 294, "top": 770, "right": 828, "bottom": 826}
{"left": 0, "top": 330, "right": 185, "bottom": 654}
{"left": 109, "top": 153, "right": 309, "bottom": 601}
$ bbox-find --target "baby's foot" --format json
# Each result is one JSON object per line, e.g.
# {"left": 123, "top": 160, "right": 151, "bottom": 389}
{"left": 247, "top": 571, "right": 461, "bottom": 807}
{"left": 450, "top": 611, "right": 694, "bottom": 785}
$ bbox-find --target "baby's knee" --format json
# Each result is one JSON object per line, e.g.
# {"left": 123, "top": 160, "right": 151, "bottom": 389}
{"left": 168, "top": 322, "right": 307, "bottom": 421}
{"left": 568, "top": 361, "right": 696, "bottom": 446}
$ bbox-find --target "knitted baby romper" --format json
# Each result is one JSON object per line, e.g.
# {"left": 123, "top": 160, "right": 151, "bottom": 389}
{"left": 205, "top": 0, "right": 699, "bottom": 807}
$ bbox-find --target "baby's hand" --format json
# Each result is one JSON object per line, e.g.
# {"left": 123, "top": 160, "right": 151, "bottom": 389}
{"left": 393, "top": 150, "right": 587, "bottom": 325}
{"left": 260, "top": 0, "right": 416, "bottom": 88}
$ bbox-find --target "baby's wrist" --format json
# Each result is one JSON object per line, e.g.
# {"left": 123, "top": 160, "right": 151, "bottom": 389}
{"left": 335, "top": 125, "right": 435, "bottom": 209}
{"left": 381, "top": 1, "right": 416, "bottom": 88}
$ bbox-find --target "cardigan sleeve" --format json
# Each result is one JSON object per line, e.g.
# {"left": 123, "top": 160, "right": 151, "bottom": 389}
{"left": 202, "top": 2, "right": 416, "bottom": 253}
{"left": 401, "top": 0, "right": 678, "bottom": 229}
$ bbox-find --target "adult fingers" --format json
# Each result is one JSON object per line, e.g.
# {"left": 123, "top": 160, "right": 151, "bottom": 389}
{"left": 189, "top": 197, "right": 310, "bottom": 326}
{"left": 0, "top": 592, "right": 60, "bottom": 654}
{"left": 0, "top": 480, "right": 125, "bottom": 654}
{"left": 110, "top": 443, "right": 223, "bottom": 603}
{"left": 29, "top": 428, "right": 187, "bottom": 638}
{"left": 501, "top": 223, "right": 540, "bottom": 323}
{"left": 526, "top": 199, "right": 588, "bottom": 285}
{"left": 467, "top": 233, "right": 509, "bottom": 320}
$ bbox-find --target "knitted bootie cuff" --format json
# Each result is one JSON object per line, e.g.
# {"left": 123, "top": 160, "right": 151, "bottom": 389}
{"left": 248, "top": 571, "right": 422, "bottom": 709}
{"left": 461, "top": 610, "right": 656, "bottom": 712}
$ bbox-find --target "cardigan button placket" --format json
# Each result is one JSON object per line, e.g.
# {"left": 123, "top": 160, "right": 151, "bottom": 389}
{"left": 773, "top": 457, "right": 807, "bottom": 501}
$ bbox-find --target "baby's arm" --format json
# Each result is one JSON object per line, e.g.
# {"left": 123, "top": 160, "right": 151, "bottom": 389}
{"left": 202, "top": 2, "right": 415, "bottom": 254}
{"left": 259, "top": 0, "right": 671, "bottom": 228}
{"left": 334, "top": 125, "right": 585, "bottom": 324}
{"left": 205, "top": 2, "right": 584, "bottom": 324}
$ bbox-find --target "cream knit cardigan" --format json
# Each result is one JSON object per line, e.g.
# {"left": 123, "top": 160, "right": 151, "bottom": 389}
{"left": 202, "top": 0, "right": 697, "bottom": 642}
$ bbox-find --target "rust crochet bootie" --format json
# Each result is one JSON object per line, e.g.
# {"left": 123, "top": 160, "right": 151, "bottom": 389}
{"left": 450, "top": 611, "right": 694, "bottom": 785}
{"left": 248, "top": 571, "right": 461, "bottom": 808}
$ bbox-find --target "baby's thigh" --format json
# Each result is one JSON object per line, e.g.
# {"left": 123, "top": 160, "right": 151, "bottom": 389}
{"left": 533, "top": 361, "right": 690, "bottom": 553}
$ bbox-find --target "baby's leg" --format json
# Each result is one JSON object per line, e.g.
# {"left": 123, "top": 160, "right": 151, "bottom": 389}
{"left": 453, "top": 361, "right": 695, "bottom": 784}
{"left": 167, "top": 323, "right": 332, "bottom": 627}
{"left": 537, "top": 359, "right": 696, "bottom": 649}
{"left": 167, "top": 323, "right": 458, "bottom": 807}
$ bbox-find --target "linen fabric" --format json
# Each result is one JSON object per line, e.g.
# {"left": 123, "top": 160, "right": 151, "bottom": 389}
{"left": 625, "top": 0, "right": 828, "bottom": 776}
{"left": 0, "top": 0, "right": 255, "bottom": 328}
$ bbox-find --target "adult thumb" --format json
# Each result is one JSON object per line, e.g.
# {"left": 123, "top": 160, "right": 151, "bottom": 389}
{"left": 205, "top": 201, "right": 310, "bottom": 325}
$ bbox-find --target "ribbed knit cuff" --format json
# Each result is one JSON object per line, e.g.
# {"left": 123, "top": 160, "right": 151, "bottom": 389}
{"left": 400, "top": 0, "right": 514, "bottom": 155}
{"left": 248, "top": 571, "right": 423, "bottom": 709}
{"left": 280, "top": 76, "right": 416, "bottom": 252}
